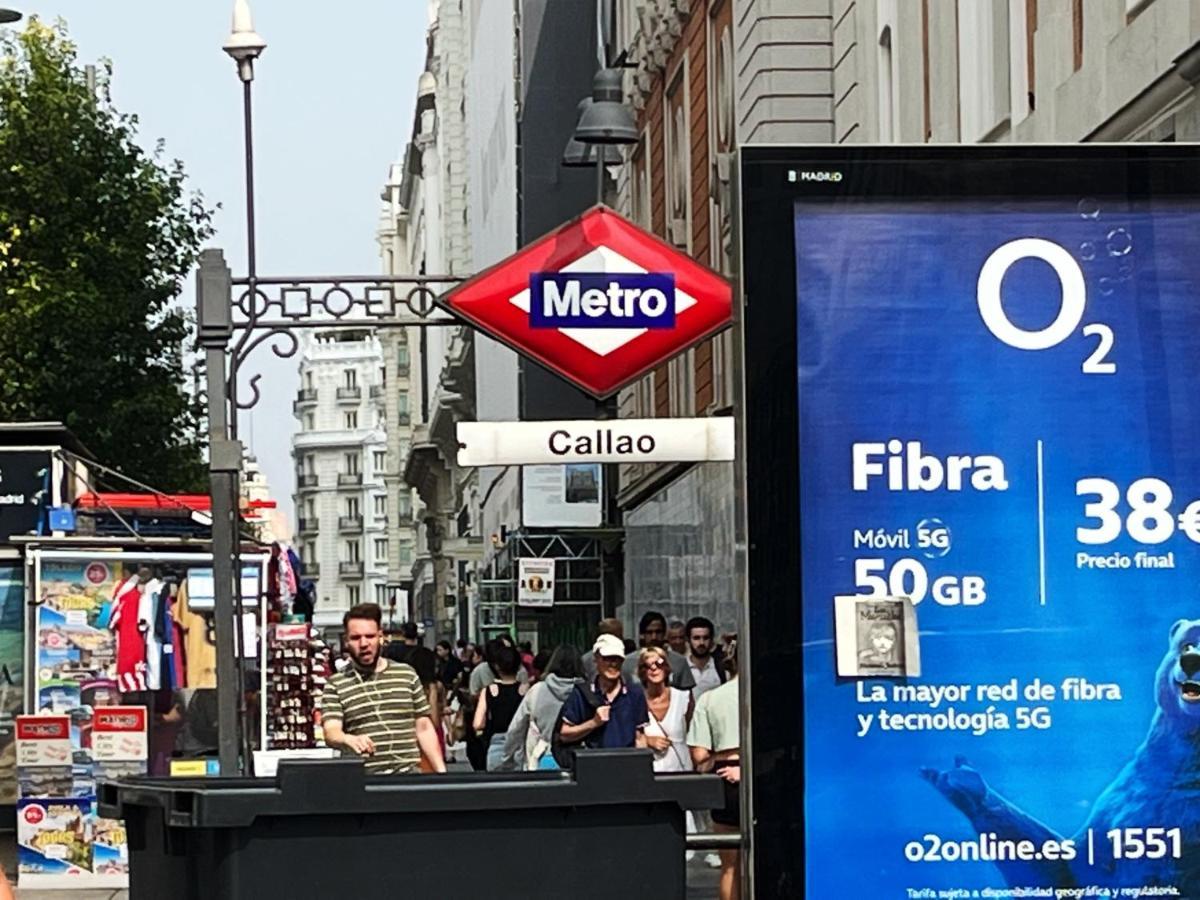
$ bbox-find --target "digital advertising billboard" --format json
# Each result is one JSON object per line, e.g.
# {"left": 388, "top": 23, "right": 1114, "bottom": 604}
{"left": 740, "top": 146, "right": 1200, "bottom": 898}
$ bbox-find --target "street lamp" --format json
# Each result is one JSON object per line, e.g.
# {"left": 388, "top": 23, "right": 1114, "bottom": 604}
{"left": 566, "top": 69, "right": 638, "bottom": 205}
{"left": 0, "top": 9, "right": 21, "bottom": 24}
{"left": 215, "top": 0, "right": 266, "bottom": 775}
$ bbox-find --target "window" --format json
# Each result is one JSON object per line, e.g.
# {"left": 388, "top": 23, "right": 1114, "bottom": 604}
{"left": 373, "top": 450, "right": 386, "bottom": 471}
{"left": 635, "top": 371, "right": 655, "bottom": 418}
{"left": 398, "top": 393, "right": 410, "bottom": 417}
{"left": 345, "top": 540, "right": 360, "bottom": 562}
{"left": 709, "top": 2, "right": 735, "bottom": 273}
{"left": 374, "top": 584, "right": 388, "bottom": 605}
{"left": 344, "top": 411, "right": 358, "bottom": 430}
{"left": 956, "top": 0, "right": 1011, "bottom": 142}
{"left": 378, "top": 365, "right": 386, "bottom": 385}
{"left": 304, "top": 371, "right": 313, "bottom": 389}
{"left": 712, "top": 329, "right": 734, "bottom": 410}
{"left": 398, "top": 492, "right": 412, "bottom": 520}
{"left": 664, "top": 64, "right": 690, "bottom": 249}
{"left": 344, "top": 452, "right": 360, "bottom": 474}
{"left": 397, "top": 344, "right": 410, "bottom": 372}
{"left": 1007, "top": 0, "right": 1036, "bottom": 125}
{"left": 304, "top": 454, "right": 315, "bottom": 474}
{"left": 374, "top": 539, "right": 388, "bottom": 564}
{"left": 345, "top": 497, "right": 359, "bottom": 518}
{"left": 373, "top": 495, "right": 387, "bottom": 518}
{"left": 346, "top": 585, "right": 360, "bottom": 606}
{"left": 304, "top": 498, "right": 315, "bottom": 519}
{"left": 877, "top": 25, "right": 896, "bottom": 142}
{"left": 344, "top": 369, "right": 357, "bottom": 389}
{"left": 303, "top": 412, "right": 314, "bottom": 431}
{"left": 399, "top": 544, "right": 413, "bottom": 566}
{"left": 669, "top": 351, "right": 695, "bottom": 416}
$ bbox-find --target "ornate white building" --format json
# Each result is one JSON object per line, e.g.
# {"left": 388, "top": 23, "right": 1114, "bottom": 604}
{"left": 291, "top": 330, "right": 390, "bottom": 625}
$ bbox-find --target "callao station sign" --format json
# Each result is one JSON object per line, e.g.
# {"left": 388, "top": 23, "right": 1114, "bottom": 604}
{"left": 447, "top": 206, "right": 734, "bottom": 467}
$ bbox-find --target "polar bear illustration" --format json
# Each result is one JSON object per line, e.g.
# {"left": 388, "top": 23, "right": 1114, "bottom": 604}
{"left": 922, "top": 619, "right": 1200, "bottom": 892}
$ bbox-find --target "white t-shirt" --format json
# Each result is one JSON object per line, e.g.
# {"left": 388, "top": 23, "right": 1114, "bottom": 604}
{"left": 689, "top": 656, "right": 723, "bottom": 700}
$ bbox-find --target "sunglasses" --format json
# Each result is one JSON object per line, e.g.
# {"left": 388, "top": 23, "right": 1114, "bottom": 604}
{"left": 643, "top": 660, "right": 667, "bottom": 671}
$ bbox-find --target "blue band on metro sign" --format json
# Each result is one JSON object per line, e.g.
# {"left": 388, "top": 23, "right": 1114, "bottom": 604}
{"left": 529, "top": 272, "right": 676, "bottom": 329}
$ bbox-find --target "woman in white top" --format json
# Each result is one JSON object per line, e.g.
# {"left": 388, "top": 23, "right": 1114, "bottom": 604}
{"left": 638, "top": 645, "right": 698, "bottom": 855}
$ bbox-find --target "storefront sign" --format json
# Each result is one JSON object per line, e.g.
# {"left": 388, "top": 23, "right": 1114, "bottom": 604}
{"left": 457, "top": 417, "right": 735, "bottom": 466}
{"left": 15, "top": 716, "right": 70, "bottom": 768}
{"left": 741, "top": 146, "right": 1200, "bottom": 897}
{"left": 0, "top": 450, "right": 50, "bottom": 539}
{"left": 91, "top": 707, "right": 147, "bottom": 763}
{"left": 517, "top": 558, "right": 555, "bottom": 608}
{"left": 444, "top": 207, "right": 732, "bottom": 398}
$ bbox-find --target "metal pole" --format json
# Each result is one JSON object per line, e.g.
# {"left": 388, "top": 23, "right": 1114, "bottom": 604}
{"left": 595, "top": 145, "right": 605, "bottom": 205}
{"left": 228, "top": 75, "right": 258, "bottom": 769}
{"left": 196, "top": 250, "right": 243, "bottom": 776}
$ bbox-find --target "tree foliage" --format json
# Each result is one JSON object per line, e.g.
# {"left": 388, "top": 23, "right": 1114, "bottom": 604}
{"left": 0, "top": 19, "right": 214, "bottom": 490}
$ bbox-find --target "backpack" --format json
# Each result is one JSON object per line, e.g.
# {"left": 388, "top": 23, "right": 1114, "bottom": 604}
{"left": 550, "top": 683, "right": 603, "bottom": 769}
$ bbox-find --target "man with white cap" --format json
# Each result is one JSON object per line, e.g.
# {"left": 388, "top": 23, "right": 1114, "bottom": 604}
{"left": 559, "top": 633, "right": 649, "bottom": 750}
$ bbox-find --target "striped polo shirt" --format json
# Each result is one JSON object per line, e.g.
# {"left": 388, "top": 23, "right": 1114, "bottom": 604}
{"left": 321, "top": 660, "right": 432, "bottom": 774}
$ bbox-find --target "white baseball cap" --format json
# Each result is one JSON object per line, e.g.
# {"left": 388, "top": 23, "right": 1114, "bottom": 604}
{"left": 592, "top": 634, "right": 626, "bottom": 658}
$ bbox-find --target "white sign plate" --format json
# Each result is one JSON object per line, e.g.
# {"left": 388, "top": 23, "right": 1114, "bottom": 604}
{"left": 457, "top": 417, "right": 735, "bottom": 467}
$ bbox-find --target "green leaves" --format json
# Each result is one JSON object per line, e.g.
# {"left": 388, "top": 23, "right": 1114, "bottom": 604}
{"left": 0, "top": 18, "right": 214, "bottom": 490}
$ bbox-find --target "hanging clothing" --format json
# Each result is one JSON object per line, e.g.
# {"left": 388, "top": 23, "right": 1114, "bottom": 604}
{"left": 156, "top": 584, "right": 177, "bottom": 692}
{"left": 139, "top": 579, "right": 164, "bottom": 690}
{"left": 172, "top": 579, "right": 217, "bottom": 688}
{"left": 645, "top": 687, "right": 693, "bottom": 773}
{"left": 108, "top": 575, "right": 147, "bottom": 693}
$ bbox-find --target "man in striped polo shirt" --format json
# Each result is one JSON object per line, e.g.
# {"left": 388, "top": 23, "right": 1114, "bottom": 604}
{"left": 321, "top": 604, "right": 446, "bottom": 774}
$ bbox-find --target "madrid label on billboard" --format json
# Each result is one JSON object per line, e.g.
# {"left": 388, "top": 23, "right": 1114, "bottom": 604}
{"left": 740, "top": 146, "right": 1200, "bottom": 898}
{"left": 443, "top": 206, "right": 732, "bottom": 398}
{"left": 456, "top": 417, "right": 735, "bottom": 467}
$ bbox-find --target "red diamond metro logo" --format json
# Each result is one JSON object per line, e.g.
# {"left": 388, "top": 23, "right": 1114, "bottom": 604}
{"left": 442, "top": 206, "right": 733, "bottom": 398}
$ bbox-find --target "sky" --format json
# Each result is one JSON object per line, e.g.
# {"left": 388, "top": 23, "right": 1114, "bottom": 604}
{"left": 13, "top": 0, "right": 430, "bottom": 521}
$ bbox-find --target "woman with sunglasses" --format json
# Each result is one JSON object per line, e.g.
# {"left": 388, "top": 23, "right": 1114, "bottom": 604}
{"left": 637, "top": 646, "right": 694, "bottom": 773}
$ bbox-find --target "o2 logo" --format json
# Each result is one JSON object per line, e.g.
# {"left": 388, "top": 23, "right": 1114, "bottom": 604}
{"left": 977, "top": 237, "right": 1115, "bottom": 375}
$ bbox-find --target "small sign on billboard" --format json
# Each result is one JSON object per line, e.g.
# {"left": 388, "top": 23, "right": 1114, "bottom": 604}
{"left": 517, "top": 559, "right": 555, "bottom": 608}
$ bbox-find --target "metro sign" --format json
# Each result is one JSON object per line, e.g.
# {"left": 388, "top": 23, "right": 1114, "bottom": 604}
{"left": 443, "top": 206, "right": 733, "bottom": 398}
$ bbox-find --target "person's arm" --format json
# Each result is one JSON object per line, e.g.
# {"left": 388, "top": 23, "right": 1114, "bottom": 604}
{"left": 685, "top": 691, "right": 695, "bottom": 728}
{"left": 687, "top": 695, "right": 713, "bottom": 771}
{"left": 690, "top": 745, "right": 713, "bottom": 772}
{"left": 473, "top": 685, "right": 490, "bottom": 733}
{"left": 320, "top": 680, "right": 374, "bottom": 756}
{"left": 414, "top": 716, "right": 446, "bottom": 773}
{"left": 559, "top": 705, "right": 608, "bottom": 743}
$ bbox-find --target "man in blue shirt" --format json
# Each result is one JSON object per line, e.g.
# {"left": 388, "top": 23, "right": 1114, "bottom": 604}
{"left": 560, "top": 634, "right": 648, "bottom": 749}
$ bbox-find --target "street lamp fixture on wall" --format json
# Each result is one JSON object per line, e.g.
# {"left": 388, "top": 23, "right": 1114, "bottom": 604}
{"left": 563, "top": 100, "right": 624, "bottom": 168}
{"left": 573, "top": 68, "right": 639, "bottom": 145}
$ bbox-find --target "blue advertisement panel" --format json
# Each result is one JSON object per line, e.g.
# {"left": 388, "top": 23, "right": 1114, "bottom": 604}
{"left": 797, "top": 196, "right": 1200, "bottom": 897}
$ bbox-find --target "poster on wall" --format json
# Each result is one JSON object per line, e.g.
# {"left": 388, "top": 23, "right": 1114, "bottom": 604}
{"left": 779, "top": 150, "right": 1200, "bottom": 896}
{"left": 516, "top": 558, "right": 555, "bottom": 608}
{"left": 521, "top": 464, "right": 602, "bottom": 527}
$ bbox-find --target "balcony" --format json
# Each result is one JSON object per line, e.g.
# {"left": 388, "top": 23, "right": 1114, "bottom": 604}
{"left": 293, "top": 388, "right": 318, "bottom": 415}
{"left": 338, "top": 561, "right": 364, "bottom": 577}
{"left": 337, "top": 472, "right": 363, "bottom": 487}
{"left": 297, "top": 473, "right": 319, "bottom": 489}
{"left": 336, "top": 386, "right": 362, "bottom": 401}
{"left": 338, "top": 515, "right": 364, "bottom": 533}
{"left": 303, "top": 562, "right": 320, "bottom": 578}
{"left": 369, "top": 385, "right": 384, "bottom": 399}
{"left": 297, "top": 517, "right": 318, "bottom": 534}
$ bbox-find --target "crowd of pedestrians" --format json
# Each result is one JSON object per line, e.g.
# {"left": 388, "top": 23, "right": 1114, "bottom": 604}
{"left": 325, "top": 605, "right": 741, "bottom": 900}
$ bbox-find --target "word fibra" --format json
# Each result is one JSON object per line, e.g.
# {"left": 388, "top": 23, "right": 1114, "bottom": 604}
{"left": 529, "top": 272, "right": 676, "bottom": 329}
{"left": 852, "top": 440, "right": 1009, "bottom": 492}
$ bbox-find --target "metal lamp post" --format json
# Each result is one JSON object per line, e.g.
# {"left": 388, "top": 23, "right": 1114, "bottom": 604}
{"left": 198, "top": 0, "right": 267, "bottom": 777}
{"left": 565, "top": 69, "right": 639, "bottom": 204}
